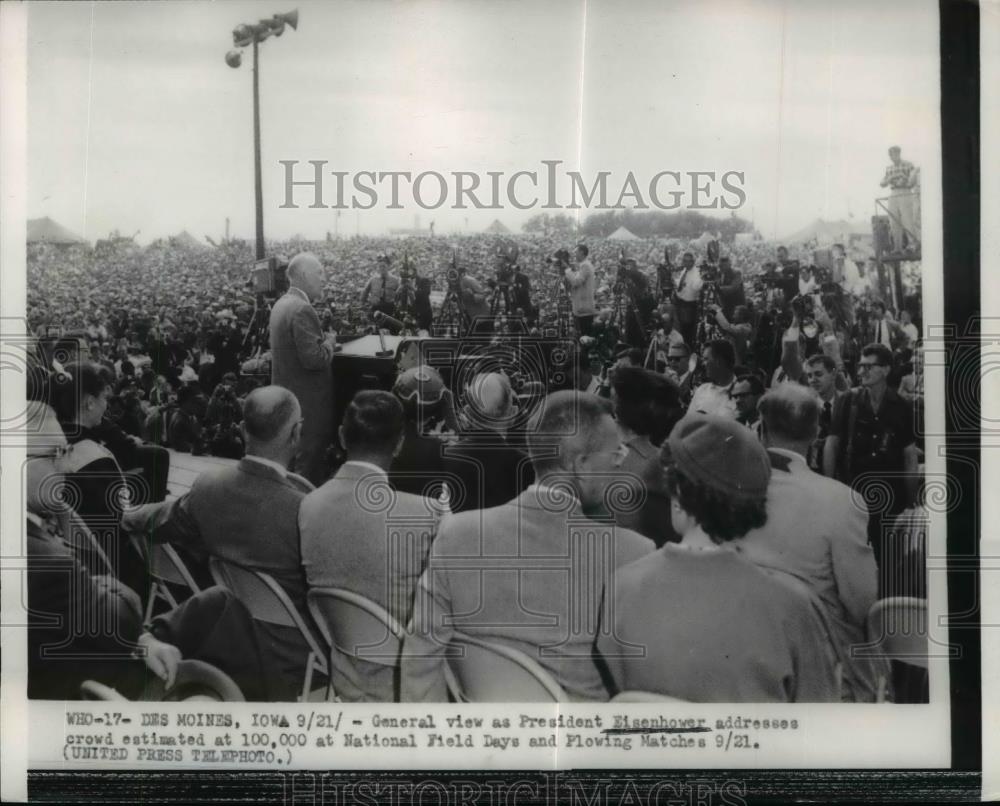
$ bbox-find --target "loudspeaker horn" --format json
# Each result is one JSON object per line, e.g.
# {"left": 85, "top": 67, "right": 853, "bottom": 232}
{"left": 274, "top": 10, "right": 298, "bottom": 30}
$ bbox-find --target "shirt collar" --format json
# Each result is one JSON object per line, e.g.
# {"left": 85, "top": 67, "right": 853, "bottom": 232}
{"left": 243, "top": 454, "right": 288, "bottom": 478}
{"left": 342, "top": 460, "right": 387, "bottom": 478}
{"left": 767, "top": 447, "right": 807, "bottom": 466}
{"left": 287, "top": 286, "right": 311, "bottom": 303}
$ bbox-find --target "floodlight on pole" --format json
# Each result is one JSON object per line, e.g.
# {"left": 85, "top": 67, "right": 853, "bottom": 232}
{"left": 225, "top": 10, "right": 299, "bottom": 260}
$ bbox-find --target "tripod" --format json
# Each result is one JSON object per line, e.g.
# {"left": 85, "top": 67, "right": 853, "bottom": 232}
{"left": 241, "top": 294, "right": 274, "bottom": 362}
{"left": 488, "top": 281, "right": 513, "bottom": 317}
{"left": 434, "top": 284, "right": 468, "bottom": 336}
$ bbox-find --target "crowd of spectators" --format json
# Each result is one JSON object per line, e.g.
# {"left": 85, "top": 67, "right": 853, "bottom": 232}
{"left": 23, "top": 229, "right": 927, "bottom": 705}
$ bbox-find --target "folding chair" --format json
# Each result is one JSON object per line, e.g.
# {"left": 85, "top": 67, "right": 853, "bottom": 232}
{"left": 444, "top": 633, "right": 569, "bottom": 703}
{"left": 64, "top": 510, "right": 116, "bottom": 577}
{"left": 209, "top": 556, "right": 327, "bottom": 701}
{"left": 307, "top": 587, "right": 406, "bottom": 702}
{"left": 81, "top": 659, "right": 245, "bottom": 702}
{"left": 129, "top": 535, "right": 202, "bottom": 625}
{"left": 864, "top": 596, "right": 928, "bottom": 702}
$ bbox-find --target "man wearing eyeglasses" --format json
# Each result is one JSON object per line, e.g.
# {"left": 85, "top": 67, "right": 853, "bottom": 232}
{"left": 824, "top": 343, "right": 919, "bottom": 574}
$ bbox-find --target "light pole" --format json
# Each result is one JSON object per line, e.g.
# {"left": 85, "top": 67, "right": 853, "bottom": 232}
{"left": 226, "top": 10, "right": 299, "bottom": 260}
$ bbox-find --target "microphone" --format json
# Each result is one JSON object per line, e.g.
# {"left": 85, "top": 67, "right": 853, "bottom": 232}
{"left": 373, "top": 310, "right": 404, "bottom": 334}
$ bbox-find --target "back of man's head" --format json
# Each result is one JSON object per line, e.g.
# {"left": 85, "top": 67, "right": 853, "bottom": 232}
{"left": 287, "top": 252, "right": 322, "bottom": 291}
{"left": 242, "top": 386, "right": 300, "bottom": 445}
{"left": 527, "top": 390, "right": 613, "bottom": 475}
{"left": 342, "top": 390, "right": 405, "bottom": 456}
{"left": 758, "top": 383, "right": 820, "bottom": 447}
{"left": 466, "top": 372, "right": 514, "bottom": 424}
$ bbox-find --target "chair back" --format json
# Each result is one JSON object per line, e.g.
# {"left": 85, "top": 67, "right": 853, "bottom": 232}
{"left": 132, "top": 536, "right": 201, "bottom": 591}
{"left": 209, "top": 556, "right": 327, "bottom": 700}
{"left": 307, "top": 588, "right": 404, "bottom": 668}
{"left": 445, "top": 633, "right": 569, "bottom": 703}
{"left": 864, "top": 596, "right": 928, "bottom": 670}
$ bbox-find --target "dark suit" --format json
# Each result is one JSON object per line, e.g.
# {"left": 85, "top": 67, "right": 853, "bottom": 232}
{"left": 389, "top": 421, "right": 449, "bottom": 498}
{"left": 300, "top": 462, "right": 439, "bottom": 701}
{"left": 401, "top": 486, "right": 656, "bottom": 702}
{"left": 27, "top": 511, "right": 143, "bottom": 699}
{"left": 269, "top": 287, "right": 336, "bottom": 484}
{"left": 612, "top": 435, "right": 678, "bottom": 547}
{"left": 442, "top": 436, "right": 534, "bottom": 513}
{"left": 124, "top": 456, "right": 314, "bottom": 700}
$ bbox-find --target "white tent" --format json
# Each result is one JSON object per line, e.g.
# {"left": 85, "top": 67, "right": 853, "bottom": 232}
{"left": 27, "top": 217, "right": 87, "bottom": 245}
{"left": 780, "top": 218, "right": 868, "bottom": 247}
{"left": 485, "top": 219, "right": 511, "bottom": 234}
{"left": 607, "top": 225, "right": 639, "bottom": 241}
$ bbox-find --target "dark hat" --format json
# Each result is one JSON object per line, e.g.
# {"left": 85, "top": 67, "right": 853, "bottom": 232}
{"left": 663, "top": 414, "right": 770, "bottom": 501}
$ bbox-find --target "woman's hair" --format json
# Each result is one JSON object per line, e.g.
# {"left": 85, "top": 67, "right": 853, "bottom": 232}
{"left": 612, "top": 367, "right": 684, "bottom": 445}
{"left": 50, "top": 360, "right": 113, "bottom": 422}
{"left": 664, "top": 463, "right": 767, "bottom": 543}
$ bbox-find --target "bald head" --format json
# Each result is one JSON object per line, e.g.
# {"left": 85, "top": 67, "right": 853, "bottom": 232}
{"left": 286, "top": 252, "right": 324, "bottom": 300}
{"left": 242, "top": 386, "right": 300, "bottom": 446}
{"left": 758, "top": 382, "right": 820, "bottom": 448}
{"left": 466, "top": 372, "right": 514, "bottom": 423}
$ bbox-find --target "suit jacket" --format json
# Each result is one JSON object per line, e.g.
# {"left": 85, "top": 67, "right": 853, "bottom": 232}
{"left": 612, "top": 435, "right": 677, "bottom": 547}
{"left": 269, "top": 288, "right": 335, "bottom": 481}
{"left": 401, "top": 486, "right": 655, "bottom": 702}
{"left": 737, "top": 448, "right": 881, "bottom": 701}
{"left": 597, "top": 544, "right": 840, "bottom": 702}
{"left": 124, "top": 456, "right": 314, "bottom": 700}
{"left": 442, "top": 436, "right": 534, "bottom": 513}
{"left": 300, "top": 462, "right": 439, "bottom": 701}
{"left": 27, "top": 512, "right": 144, "bottom": 699}
{"left": 125, "top": 456, "right": 310, "bottom": 611}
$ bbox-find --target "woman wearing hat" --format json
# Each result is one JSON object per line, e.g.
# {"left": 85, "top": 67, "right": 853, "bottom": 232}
{"left": 597, "top": 414, "right": 840, "bottom": 702}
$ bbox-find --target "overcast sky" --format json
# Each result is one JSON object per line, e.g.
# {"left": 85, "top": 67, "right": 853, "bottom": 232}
{"left": 26, "top": 0, "right": 939, "bottom": 242}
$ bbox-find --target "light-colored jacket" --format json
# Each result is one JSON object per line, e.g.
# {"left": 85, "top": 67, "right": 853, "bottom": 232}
{"left": 401, "top": 485, "right": 655, "bottom": 702}
{"left": 738, "top": 447, "right": 882, "bottom": 701}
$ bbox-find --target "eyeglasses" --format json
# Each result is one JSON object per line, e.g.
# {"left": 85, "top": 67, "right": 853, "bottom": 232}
{"left": 27, "top": 443, "right": 73, "bottom": 461}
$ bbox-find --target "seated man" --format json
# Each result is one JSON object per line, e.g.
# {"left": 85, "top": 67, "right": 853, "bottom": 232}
{"left": 24, "top": 403, "right": 181, "bottom": 699}
{"left": 444, "top": 372, "right": 534, "bottom": 512}
{"left": 740, "top": 384, "right": 882, "bottom": 701}
{"left": 401, "top": 391, "right": 655, "bottom": 702}
{"left": 300, "top": 391, "right": 440, "bottom": 702}
{"left": 124, "top": 386, "right": 314, "bottom": 700}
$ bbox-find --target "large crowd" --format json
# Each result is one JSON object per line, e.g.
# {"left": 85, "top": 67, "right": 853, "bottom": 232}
{"left": 23, "top": 226, "right": 927, "bottom": 705}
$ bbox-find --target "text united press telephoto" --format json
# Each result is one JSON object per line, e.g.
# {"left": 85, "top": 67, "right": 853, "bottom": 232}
{"left": 0, "top": 0, "right": 983, "bottom": 802}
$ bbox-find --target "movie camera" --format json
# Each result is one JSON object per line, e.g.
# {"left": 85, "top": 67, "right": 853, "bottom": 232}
{"left": 248, "top": 255, "right": 289, "bottom": 297}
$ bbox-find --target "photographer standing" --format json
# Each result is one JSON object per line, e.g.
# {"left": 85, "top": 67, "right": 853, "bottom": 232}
{"left": 457, "top": 265, "right": 490, "bottom": 324}
{"left": 672, "top": 252, "right": 702, "bottom": 348}
{"left": 716, "top": 256, "right": 746, "bottom": 319}
{"left": 360, "top": 253, "right": 400, "bottom": 320}
{"left": 564, "top": 244, "right": 596, "bottom": 335}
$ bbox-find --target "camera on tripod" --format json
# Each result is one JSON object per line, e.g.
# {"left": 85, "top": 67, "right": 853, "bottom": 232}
{"left": 248, "top": 255, "right": 289, "bottom": 297}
